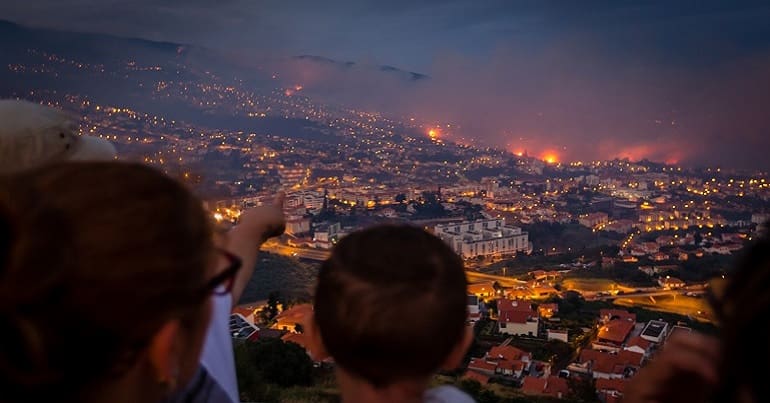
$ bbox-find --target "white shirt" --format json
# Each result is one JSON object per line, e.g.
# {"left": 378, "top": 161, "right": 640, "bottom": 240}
{"left": 199, "top": 293, "right": 239, "bottom": 403}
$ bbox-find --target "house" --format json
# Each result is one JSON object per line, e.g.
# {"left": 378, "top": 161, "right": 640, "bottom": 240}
{"left": 640, "top": 320, "right": 669, "bottom": 344}
{"left": 579, "top": 212, "right": 609, "bottom": 228}
{"left": 232, "top": 306, "right": 258, "bottom": 325}
{"left": 486, "top": 345, "right": 532, "bottom": 377}
{"left": 594, "top": 319, "right": 636, "bottom": 352}
{"left": 285, "top": 215, "right": 311, "bottom": 235}
{"left": 678, "top": 234, "right": 696, "bottom": 246}
{"left": 650, "top": 252, "right": 669, "bottom": 262}
{"left": 624, "top": 336, "right": 653, "bottom": 358}
{"left": 521, "top": 376, "right": 569, "bottom": 399}
{"left": 641, "top": 242, "right": 660, "bottom": 254}
{"left": 655, "top": 235, "right": 675, "bottom": 246}
{"left": 498, "top": 299, "right": 539, "bottom": 336}
{"left": 596, "top": 378, "right": 628, "bottom": 401}
{"left": 621, "top": 255, "right": 639, "bottom": 263}
{"left": 468, "top": 281, "right": 497, "bottom": 298}
{"left": 575, "top": 349, "right": 644, "bottom": 379}
{"left": 658, "top": 276, "right": 685, "bottom": 290}
{"left": 229, "top": 313, "right": 259, "bottom": 341}
{"left": 468, "top": 295, "right": 482, "bottom": 323}
{"left": 468, "top": 358, "right": 497, "bottom": 376}
{"left": 538, "top": 303, "right": 559, "bottom": 319}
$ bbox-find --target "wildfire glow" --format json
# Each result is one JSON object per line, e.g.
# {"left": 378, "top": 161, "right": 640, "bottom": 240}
{"left": 542, "top": 152, "right": 559, "bottom": 164}
{"left": 428, "top": 128, "right": 440, "bottom": 140}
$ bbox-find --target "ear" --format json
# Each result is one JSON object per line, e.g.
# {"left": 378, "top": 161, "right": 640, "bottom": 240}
{"left": 147, "top": 320, "right": 182, "bottom": 385}
{"left": 305, "top": 315, "right": 330, "bottom": 362}
{"left": 441, "top": 324, "right": 474, "bottom": 370}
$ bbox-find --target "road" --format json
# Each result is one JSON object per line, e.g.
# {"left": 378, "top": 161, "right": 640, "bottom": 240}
{"left": 261, "top": 243, "right": 331, "bottom": 261}
{"left": 260, "top": 242, "right": 712, "bottom": 320}
{"left": 261, "top": 242, "right": 527, "bottom": 286}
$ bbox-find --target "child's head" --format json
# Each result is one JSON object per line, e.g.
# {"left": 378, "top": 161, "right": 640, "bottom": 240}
{"left": 312, "top": 224, "right": 470, "bottom": 388}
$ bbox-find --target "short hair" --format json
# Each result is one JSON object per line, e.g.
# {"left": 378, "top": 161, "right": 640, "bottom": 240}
{"left": 715, "top": 225, "right": 770, "bottom": 401}
{"left": 314, "top": 224, "right": 467, "bottom": 387}
{"left": 0, "top": 162, "right": 214, "bottom": 401}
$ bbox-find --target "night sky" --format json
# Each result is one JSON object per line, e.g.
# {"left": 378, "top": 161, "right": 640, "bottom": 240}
{"left": 4, "top": 0, "right": 770, "bottom": 169}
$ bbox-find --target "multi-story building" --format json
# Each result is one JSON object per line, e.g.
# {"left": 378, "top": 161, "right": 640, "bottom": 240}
{"left": 434, "top": 219, "right": 531, "bottom": 259}
{"left": 578, "top": 212, "right": 609, "bottom": 228}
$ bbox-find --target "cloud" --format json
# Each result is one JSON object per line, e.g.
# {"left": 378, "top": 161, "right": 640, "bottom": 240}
{"left": 3, "top": 0, "right": 770, "bottom": 168}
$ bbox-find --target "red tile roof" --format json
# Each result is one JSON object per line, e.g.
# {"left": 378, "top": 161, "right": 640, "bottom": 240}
{"left": 498, "top": 298, "right": 535, "bottom": 313}
{"left": 497, "top": 359, "right": 525, "bottom": 372}
{"left": 468, "top": 358, "right": 497, "bottom": 373}
{"left": 489, "top": 345, "right": 530, "bottom": 362}
{"left": 544, "top": 376, "right": 569, "bottom": 397}
{"left": 579, "top": 349, "right": 643, "bottom": 375}
{"left": 625, "top": 336, "right": 652, "bottom": 350}
{"left": 521, "top": 376, "right": 568, "bottom": 398}
{"left": 596, "top": 378, "right": 627, "bottom": 393}
{"left": 598, "top": 319, "right": 636, "bottom": 344}
{"left": 499, "top": 310, "right": 534, "bottom": 324}
{"left": 521, "top": 376, "right": 548, "bottom": 394}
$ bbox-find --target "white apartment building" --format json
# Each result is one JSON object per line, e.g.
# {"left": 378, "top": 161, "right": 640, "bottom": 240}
{"left": 434, "top": 219, "right": 531, "bottom": 259}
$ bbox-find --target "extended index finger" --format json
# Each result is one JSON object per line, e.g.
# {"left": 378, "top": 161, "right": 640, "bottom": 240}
{"left": 273, "top": 191, "right": 286, "bottom": 207}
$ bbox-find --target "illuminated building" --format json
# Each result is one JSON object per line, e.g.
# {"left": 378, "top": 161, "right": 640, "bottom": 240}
{"left": 434, "top": 219, "right": 531, "bottom": 259}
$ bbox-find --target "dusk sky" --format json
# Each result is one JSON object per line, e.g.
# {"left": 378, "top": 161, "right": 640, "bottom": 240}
{"left": 3, "top": 0, "right": 770, "bottom": 168}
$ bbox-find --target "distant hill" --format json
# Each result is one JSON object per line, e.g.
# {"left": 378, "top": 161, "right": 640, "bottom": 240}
{"left": 0, "top": 19, "right": 186, "bottom": 66}
{"left": 294, "top": 54, "right": 428, "bottom": 81}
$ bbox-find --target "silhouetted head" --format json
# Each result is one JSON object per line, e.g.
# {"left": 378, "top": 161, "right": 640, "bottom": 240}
{"left": 312, "top": 224, "right": 469, "bottom": 388}
{"left": 712, "top": 224, "right": 770, "bottom": 402}
{"left": 0, "top": 162, "right": 219, "bottom": 402}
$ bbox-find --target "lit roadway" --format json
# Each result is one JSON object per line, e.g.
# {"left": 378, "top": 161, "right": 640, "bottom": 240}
{"left": 261, "top": 242, "right": 526, "bottom": 286}
{"left": 260, "top": 242, "right": 710, "bottom": 320}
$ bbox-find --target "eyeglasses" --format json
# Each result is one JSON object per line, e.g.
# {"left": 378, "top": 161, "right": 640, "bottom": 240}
{"left": 200, "top": 249, "right": 242, "bottom": 297}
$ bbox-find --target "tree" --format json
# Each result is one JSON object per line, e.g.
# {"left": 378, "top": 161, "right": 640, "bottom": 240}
{"left": 395, "top": 193, "right": 407, "bottom": 204}
{"left": 260, "top": 291, "right": 281, "bottom": 323}
{"left": 249, "top": 338, "right": 313, "bottom": 387}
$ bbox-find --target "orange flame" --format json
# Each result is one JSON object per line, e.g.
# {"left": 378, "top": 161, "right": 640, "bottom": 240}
{"left": 541, "top": 151, "right": 558, "bottom": 164}
{"left": 428, "top": 128, "right": 440, "bottom": 140}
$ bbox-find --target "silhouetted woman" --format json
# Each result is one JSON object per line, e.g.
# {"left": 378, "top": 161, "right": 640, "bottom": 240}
{"left": 0, "top": 162, "right": 282, "bottom": 403}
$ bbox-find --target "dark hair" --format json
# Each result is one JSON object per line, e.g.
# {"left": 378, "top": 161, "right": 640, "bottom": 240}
{"left": 714, "top": 225, "right": 770, "bottom": 401}
{"left": 0, "top": 162, "right": 214, "bottom": 401}
{"left": 313, "top": 224, "right": 467, "bottom": 388}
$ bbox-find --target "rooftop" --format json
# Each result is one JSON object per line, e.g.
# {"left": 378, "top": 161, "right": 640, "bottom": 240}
{"left": 598, "top": 319, "right": 636, "bottom": 344}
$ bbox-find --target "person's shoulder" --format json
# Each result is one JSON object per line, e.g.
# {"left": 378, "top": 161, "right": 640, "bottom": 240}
{"left": 424, "top": 385, "right": 476, "bottom": 403}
